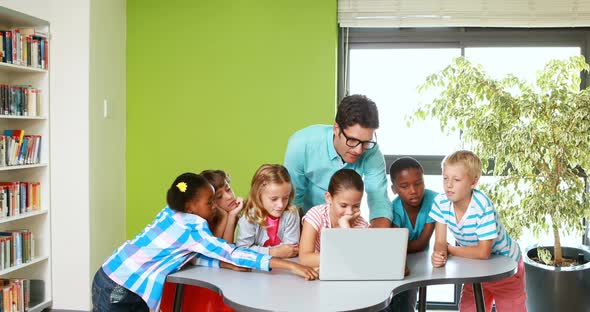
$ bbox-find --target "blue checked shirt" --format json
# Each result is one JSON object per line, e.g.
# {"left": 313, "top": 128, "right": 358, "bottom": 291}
{"left": 101, "top": 207, "right": 271, "bottom": 310}
{"left": 284, "top": 125, "right": 391, "bottom": 220}
{"left": 429, "top": 189, "right": 521, "bottom": 262}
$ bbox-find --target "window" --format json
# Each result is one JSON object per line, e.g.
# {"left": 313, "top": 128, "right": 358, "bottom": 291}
{"left": 343, "top": 28, "right": 590, "bottom": 309}
{"left": 349, "top": 48, "right": 462, "bottom": 156}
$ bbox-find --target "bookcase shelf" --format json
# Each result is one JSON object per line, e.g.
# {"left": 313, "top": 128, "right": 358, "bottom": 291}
{"left": 0, "top": 209, "right": 47, "bottom": 225}
{"left": 0, "top": 163, "right": 47, "bottom": 171}
{"left": 0, "top": 115, "right": 46, "bottom": 120}
{"left": 0, "top": 61, "right": 47, "bottom": 74}
{"left": 0, "top": 256, "right": 48, "bottom": 276}
{"left": 29, "top": 300, "right": 52, "bottom": 312}
{"left": 0, "top": 6, "right": 51, "bottom": 309}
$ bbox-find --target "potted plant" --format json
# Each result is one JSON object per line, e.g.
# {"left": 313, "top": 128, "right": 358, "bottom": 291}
{"left": 410, "top": 55, "right": 590, "bottom": 311}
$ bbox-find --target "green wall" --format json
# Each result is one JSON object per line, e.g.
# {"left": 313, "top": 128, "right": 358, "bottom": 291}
{"left": 126, "top": 0, "right": 337, "bottom": 236}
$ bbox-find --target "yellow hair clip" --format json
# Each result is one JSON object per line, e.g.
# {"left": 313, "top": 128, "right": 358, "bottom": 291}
{"left": 176, "top": 182, "right": 187, "bottom": 193}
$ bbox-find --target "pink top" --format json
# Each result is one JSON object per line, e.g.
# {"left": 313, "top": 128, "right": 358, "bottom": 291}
{"left": 302, "top": 204, "right": 369, "bottom": 252}
{"left": 263, "top": 215, "right": 282, "bottom": 247}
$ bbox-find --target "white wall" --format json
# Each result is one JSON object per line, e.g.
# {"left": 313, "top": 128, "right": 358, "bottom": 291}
{"left": 89, "top": 0, "right": 126, "bottom": 295}
{"left": 0, "top": 0, "right": 126, "bottom": 310}
{"left": 49, "top": 0, "right": 91, "bottom": 309}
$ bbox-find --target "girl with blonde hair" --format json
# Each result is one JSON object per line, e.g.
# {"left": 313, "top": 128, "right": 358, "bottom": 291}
{"left": 236, "top": 164, "right": 301, "bottom": 258}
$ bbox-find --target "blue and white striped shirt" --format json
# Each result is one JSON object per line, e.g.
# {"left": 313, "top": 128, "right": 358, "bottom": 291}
{"left": 429, "top": 189, "right": 520, "bottom": 262}
{"left": 101, "top": 207, "right": 271, "bottom": 309}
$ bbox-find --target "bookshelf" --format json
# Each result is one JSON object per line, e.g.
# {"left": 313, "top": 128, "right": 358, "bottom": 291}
{"left": 0, "top": 6, "right": 51, "bottom": 310}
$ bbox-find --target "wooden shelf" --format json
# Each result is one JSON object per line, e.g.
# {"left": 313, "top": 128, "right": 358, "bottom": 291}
{"left": 0, "top": 256, "right": 49, "bottom": 275}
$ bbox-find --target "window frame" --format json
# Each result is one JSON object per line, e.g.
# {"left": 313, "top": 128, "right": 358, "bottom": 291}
{"left": 338, "top": 27, "right": 590, "bottom": 310}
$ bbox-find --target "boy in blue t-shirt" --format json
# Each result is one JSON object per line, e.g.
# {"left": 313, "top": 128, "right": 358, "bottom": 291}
{"left": 390, "top": 157, "right": 437, "bottom": 251}
{"left": 386, "top": 157, "right": 438, "bottom": 312}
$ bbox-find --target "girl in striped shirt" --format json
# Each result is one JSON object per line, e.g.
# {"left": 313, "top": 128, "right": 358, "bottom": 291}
{"left": 299, "top": 169, "right": 369, "bottom": 268}
{"left": 92, "top": 172, "right": 318, "bottom": 311}
{"left": 430, "top": 150, "right": 527, "bottom": 312}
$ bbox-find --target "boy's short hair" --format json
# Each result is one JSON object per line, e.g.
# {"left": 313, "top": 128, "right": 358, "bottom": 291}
{"left": 442, "top": 150, "right": 482, "bottom": 179}
{"left": 389, "top": 157, "right": 423, "bottom": 184}
{"left": 335, "top": 94, "right": 379, "bottom": 129}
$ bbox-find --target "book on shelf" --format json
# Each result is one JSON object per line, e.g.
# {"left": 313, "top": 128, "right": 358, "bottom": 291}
{"left": 0, "top": 130, "right": 42, "bottom": 167}
{"left": 0, "top": 182, "right": 41, "bottom": 217}
{"left": 0, "top": 28, "right": 48, "bottom": 69}
{"left": 0, "top": 278, "right": 43, "bottom": 311}
{"left": 0, "top": 84, "right": 42, "bottom": 117}
{"left": 0, "top": 230, "right": 33, "bottom": 270}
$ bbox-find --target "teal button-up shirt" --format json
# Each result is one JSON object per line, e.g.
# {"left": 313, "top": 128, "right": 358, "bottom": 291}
{"left": 284, "top": 125, "right": 391, "bottom": 220}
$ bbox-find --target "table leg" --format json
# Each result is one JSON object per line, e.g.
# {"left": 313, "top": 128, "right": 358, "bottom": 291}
{"left": 173, "top": 283, "right": 184, "bottom": 312}
{"left": 417, "top": 286, "right": 427, "bottom": 312}
{"left": 473, "top": 283, "right": 485, "bottom": 312}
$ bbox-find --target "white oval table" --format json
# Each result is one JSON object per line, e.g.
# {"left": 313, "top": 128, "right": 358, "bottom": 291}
{"left": 167, "top": 251, "right": 517, "bottom": 312}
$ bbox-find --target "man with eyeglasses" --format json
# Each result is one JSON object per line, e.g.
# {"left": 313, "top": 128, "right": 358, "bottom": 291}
{"left": 284, "top": 94, "right": 392, "bottom": 228}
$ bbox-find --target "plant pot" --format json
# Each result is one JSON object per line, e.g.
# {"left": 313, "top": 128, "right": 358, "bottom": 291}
{"left": 524, "top": 244, "right": 590, "bottom": 312}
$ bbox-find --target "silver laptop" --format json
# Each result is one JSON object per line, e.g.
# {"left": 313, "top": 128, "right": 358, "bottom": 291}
{"left": 319, "top": 228, "right": 409, "bottom": 280}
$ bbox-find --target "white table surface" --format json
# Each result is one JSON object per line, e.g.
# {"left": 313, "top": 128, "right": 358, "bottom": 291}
{"left": 167, "top": 251, "right": 517, "bottom": 312}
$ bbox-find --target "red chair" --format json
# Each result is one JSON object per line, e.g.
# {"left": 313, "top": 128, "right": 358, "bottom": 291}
{"left": 160, "top": 282, "right": 233, "bottom": 312}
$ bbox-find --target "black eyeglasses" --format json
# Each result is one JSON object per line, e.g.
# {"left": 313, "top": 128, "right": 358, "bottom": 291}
{"left": 339, "top": 125, "right": 377, "bottom": 150}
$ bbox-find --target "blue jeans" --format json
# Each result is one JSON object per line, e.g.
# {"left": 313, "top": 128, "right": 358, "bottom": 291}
{"left": 382, "top": 289, "right": 418, "bottom": 312}
{"left": 91, "top": 267, "right": 149, "bottom": 312}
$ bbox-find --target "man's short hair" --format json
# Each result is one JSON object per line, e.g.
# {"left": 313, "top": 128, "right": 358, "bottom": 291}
{"left": 335, "top": 94, "right": 379, "bottom": 129}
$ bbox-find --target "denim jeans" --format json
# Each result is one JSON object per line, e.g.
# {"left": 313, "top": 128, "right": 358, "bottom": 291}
{"left": 382, "top": 288, "right": 418, "bottom": 312}
{"left": 91, "top": 267, "right": 149, "bottom": 312}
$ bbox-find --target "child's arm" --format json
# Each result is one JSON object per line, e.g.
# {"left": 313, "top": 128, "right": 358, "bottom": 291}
{"left": 432, "top": 222, "right": 448, "bottom": 267}
{"left": 221, "top": 198, "right": 244, "bottom": 243}
{"left": 212, "top": 209, "right": 228, "bottom": 238}
{"left": 191, "top": 231, "right": 318, "bottom": 280}
{"left": 447, "top": 240, "right": 493, "bottom": 259}
{"left": 299, "top": 221, "right": 320, "bottom": 268}
{"left": 407, "top": 222, "right": 435, "bottom": 253}
{"left": 269, "top": 258, "right": 318, "bottom": 281}
{"left": 235, "top": 215, "right": 270, "bottom": 254}
{"left": 281, "top": 210, "right": 301, "bottom": 245}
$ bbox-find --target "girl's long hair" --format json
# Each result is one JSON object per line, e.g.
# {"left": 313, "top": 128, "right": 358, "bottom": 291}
{"left": 244, "top": 164, "right": 297, "bottom": 227}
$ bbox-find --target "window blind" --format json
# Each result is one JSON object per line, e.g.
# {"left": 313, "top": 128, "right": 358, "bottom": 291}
{"left": 338, "top": 0, "right": 590, "bottom": 28}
